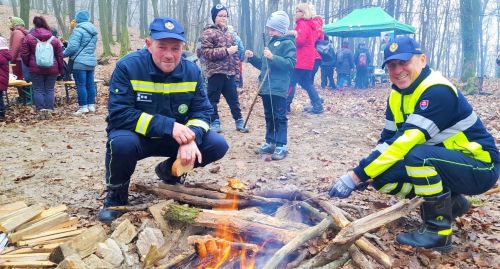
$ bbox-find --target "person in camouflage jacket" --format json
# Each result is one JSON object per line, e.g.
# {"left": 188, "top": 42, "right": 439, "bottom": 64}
{"left": 199, "top": 4, "right": 248, "bottom": 133}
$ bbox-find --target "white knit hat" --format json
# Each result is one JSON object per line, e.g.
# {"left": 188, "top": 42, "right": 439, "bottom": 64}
{"left": 266, "top": 11, "right": 290, "bottom": 35}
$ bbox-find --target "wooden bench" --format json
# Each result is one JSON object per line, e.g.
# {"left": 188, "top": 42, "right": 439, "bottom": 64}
{"left": 6, "top": 80, "right": 32, "bottom": 106}
{"left": 56, "top": 79, "right": 104, "bottom": 103}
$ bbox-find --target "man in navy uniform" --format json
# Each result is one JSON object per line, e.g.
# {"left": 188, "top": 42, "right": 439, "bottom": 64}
{"left": 329, "top": 36, "right": 498, "bottom": 251}
{"left": 98, "top": 17, "right": 228, "bottom": 223}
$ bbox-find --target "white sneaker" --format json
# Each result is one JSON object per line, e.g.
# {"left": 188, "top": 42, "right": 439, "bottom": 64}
{"left": 73, "top": 106, "right": 89, "bottom": 116}
{"left": 88, "top": 104, "right": 95, "bottom": 113}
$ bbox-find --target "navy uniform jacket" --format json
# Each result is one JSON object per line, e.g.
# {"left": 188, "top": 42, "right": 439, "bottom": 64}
{"left": 354, "top": 66, "right": 499, "bottom": 182}
{"left": 106, "top": 48, "right": 212, "bottom": 145}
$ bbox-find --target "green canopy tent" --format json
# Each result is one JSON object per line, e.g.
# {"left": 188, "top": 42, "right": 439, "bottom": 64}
{"left": 323, "top": 7, "right": 416, "bottom": 37}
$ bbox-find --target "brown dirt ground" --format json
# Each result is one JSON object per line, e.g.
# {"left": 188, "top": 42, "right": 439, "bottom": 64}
{"left": 0, "top": 4, "right": 499, "bottom": 268}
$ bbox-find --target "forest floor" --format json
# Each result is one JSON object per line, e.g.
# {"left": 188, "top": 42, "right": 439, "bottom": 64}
{"left": 1, "top": 65, "right": 499, "bottom": 268}
{"left": 0, "top": 4, "right": 499, "bottom": 268}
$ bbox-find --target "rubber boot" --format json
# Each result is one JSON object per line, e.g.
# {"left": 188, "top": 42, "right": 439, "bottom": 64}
{"left": 98, "top": 185, "right": 129, "bottom": 224}
{"left": 155, "top": 158, "right": 184, "bottom": 185}
{"left": 451, "top": 194, "right": 471, "bottom": 218}
{"left": 396, "top": 190, "right": 453, "bottom": 252}
{"left": 235, "top": 118, "right": 249, "bottom": 133}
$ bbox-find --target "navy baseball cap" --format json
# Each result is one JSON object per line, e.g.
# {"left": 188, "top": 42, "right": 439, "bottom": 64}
{"left": 382, "top": 36, "right": 422, "bottom": 68}
{"left": 149, "top": 17, "right": 185, "bottom": 42}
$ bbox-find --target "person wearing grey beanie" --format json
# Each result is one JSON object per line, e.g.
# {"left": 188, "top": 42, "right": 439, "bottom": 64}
{"left": 265, "top": 11, "right": 290, "bottom": 35}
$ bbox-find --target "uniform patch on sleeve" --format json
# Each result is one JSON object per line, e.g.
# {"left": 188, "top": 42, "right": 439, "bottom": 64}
{"left": 419, "top": 100, "right": 429, "bottom": 110}
{"left": 136, "top": 92, "right": 153, "bottom": 102}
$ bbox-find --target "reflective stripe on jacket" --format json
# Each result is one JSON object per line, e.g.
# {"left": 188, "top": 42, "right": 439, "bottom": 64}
{"left": 106, "top": 49, "right": 213, "bottom": 145}
{"left": 354, "top": 68, "right": 499, "bottom": 181}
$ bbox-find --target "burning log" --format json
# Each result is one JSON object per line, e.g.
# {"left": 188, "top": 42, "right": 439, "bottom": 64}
{"left": 163, "top": 204, "right": 308, "bottom": 244}
{"left": 188, "top": 235, "right": 260, "bottom": 256}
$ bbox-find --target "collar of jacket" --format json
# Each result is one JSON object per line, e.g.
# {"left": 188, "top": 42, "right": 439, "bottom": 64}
{"left": 144, "top": 49, "right": 185, "bottom": 80}
{"left": 392, "top": 65, "right": 431, "bottom": 95}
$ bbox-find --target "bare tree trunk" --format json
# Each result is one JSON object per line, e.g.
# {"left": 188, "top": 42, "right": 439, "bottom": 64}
{"left": 115, "top": 0, "right": 121, "bottom": 41}
{"left": 496, "top": 0, "right": 500, "bottom": 78}
{"left": 477, "top": 0, "right": 490, "bottom": 93}
{"left": 139, "top": 0, "right": 148, "bottom": 38}
{"left": 52, "top": 0, "right": 69, "bottom": 38}
{"left": 460, "top": 0, "right": 480, "bottom": 94}
{"left": 151, "top": 0, "right": 159, "bottom": 17}
{"left": 98, "top": 0, "right": 112, "bottom": 57}
{"left": 19, "top": 0, "right": 29, "bottom": 29}
{"left": 119, "top": 0, "right": 129, "bottom": 57}
{"left": 67, "top": 0, "right": 75, "bottom": 20}
{"left": 106, "top": 0, "right": 114, "bottom": 44}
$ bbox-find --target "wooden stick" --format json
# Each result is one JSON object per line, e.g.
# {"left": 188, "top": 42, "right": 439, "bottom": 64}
{"left": 107, "top": 204, "right": 151, "bottom": 212}
{"left": 262, "top": 216, "right": 334, "bottom": 269}
{"left": 21, "top": 226, "right": 77, "bottom": 240}
{"left": 9, "top": 212, "right": 69, "bottom": 243}
{"left": 0, "top": 261, "right": 56, "bottom": 267}
{"left": 0, "top": 204, "right": 45, "bottom": 233}
{"left": 0, "top": 253, "right": 50, "bottom": 262}
{"left": 299, "top": 192, "right": 392, "bottom": 269}
{"left": 333, "top": 197, "right": 423, "bottom": 245}
{"left": 349, "top": 245, "right": 374, "bottom": 269}
{"left": 485, "top": 186, "right": 500, "bottom": 195}
{"left": 0, "top": 201, "right": 27, "bottom": 218}
{"left": 159, "top": 182, "right": 226, "bottom": 199}
{"left": 17, "top": 230, "right": 82, "bottom": 247}
{"left": 134, "top": 183, "right": 258, "bottom": 208}
{"left": 163, "top": 204, "right": 305, "bottom": 244}
{"left": 188, "top": 235, "right": 260, "bottom": 253}
{"left": 16, "top": 205, "right": 68, "bottom": 231}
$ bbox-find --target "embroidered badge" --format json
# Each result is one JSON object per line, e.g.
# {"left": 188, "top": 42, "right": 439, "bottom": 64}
{"left": 178, "top": 104, "right": 188, "bottom": 114}
{"left": 165, "top": 21, "right": 174, "bottom": 30}
{"left": 389, "top": 42, "right": 398, "bottom": 52}
{"left": 419, "top": 100, "right": 429, "bottom": 110}
{"left": 273, "top": 41, "right": 280, "bottom": 47}
{"left": 136, "top": 92, "right": 153, "bottom": 102}
{"left": 216, "top": 3, "right": 224, "bottom": 9}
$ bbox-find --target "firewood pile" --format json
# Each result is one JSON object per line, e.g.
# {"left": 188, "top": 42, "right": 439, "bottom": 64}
{"left": 129, "top": 181, "right": 424, "bottom": 268}
{"left": 0, "top": 181, "right": 423, "bottom": 268}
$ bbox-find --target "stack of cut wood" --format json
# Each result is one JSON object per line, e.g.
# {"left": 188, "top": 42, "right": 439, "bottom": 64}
{"left": 0, "top": 201, "right": 79, "bottom": 268}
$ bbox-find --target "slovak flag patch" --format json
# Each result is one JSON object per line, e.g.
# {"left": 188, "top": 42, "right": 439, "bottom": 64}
{"left": 420, "top": 100, "right": 429, "bottom": 110}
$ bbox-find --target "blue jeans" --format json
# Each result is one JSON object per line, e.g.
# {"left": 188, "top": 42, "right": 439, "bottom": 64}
{"left": 31, "top": 74, "right": 57, "bottom": 111}
{"left": 287, "top": 69, "right": 322, "bottom": 109}
{"left": 261, "top": 95, "right": 287, "bottom": 146}
{"left": 104, "top": 130, "right": 228, "bottom": 188}
{"left": 73, "top": 69, "right": 96, "bottom": 106}
{"left": 337, "top": 73, "right": 351, "bottom": 88}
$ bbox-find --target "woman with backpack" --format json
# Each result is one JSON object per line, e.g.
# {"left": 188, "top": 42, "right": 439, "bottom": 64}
{"left": 63, "top": 10, "right": 98, "bottom": 116}
{"left": 20, "top": 16, "right": 63, "bottom": 120}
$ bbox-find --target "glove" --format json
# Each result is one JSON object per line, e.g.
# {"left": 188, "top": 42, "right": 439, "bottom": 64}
{"left": 329, "top": 174, "right": 357, "bottom": 198}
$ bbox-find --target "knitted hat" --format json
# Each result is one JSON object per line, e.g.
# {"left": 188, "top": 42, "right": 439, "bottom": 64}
{"left": 211, "top": 4, "right": 228, "bottom": 23}
{"left": 266, "top": 11, "right": 290, "bottom": 35}
{"left": 75, "top": 10, "right": 90, "bottom": 23}
{"left": 9, "top": 17, "right": 25, "bottom": 27}
{"left": 0, "top": 37, "right": 8, "bottom": 49}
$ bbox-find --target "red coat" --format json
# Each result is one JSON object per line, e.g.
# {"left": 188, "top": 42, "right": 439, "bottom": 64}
{"left": 311, "top": 16, "right": 324, "bottom": 60}
{"left": 0, "top": 49, "right": 11, "bottom": 91}
{"left": 20, "top": 27, "right": 63, "bottom": 76}
{"left": 295, "top": 18, "right": 318, "bottom": 70}
{"left": 9, "top": 26, "right": 28, "bottom": 61}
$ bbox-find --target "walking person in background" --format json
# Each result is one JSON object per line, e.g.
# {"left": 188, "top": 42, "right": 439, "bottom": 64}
{"left": 0, "top": 36, "right": 11, "bottom": 120}
{"left": 20, "top": 16, "right": 63, "bottom": 120}
{"left": 63, "top": 10, "right": 98, "bottom": 116}
{"left": 286, "top": 3, "right": 324, "bottom": 114}
{"left": 354, "top": 42, "right": 372, "bottom": 89}
{"left": 200, "top": 4, "right": 248, "bottom": 133}
{"left": 320, "top": 37, "right": 336, "bottom": 90}
{"left": 246, "top": 11, "right": 296, "bottom": 160}
{"left": 336, "top": 41, "right": 355, "bottom": 89}
{"left": 8, "top": 17, "right": 30, "bottom": 105}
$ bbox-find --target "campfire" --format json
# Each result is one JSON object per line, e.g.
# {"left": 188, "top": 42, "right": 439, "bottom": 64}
{"left": 131, "top": 179, "right": 423, "bottom": 268}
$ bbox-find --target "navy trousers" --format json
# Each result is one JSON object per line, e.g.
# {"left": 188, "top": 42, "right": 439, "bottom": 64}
{"left": 105, "top": 130, "right": 228, "bottom": 188}
{"left": 261, "top": 95, "right": 287, "bottom": 146}
{"left": 371, "top": 145, "right": 498, "bottom": 198}
{"left": 287, "top": 69, "right": 322, "bottom": 109}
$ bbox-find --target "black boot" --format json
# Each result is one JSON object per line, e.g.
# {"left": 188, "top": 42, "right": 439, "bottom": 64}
{"left": 451, "top": 194, "right": 471, "bottom": 218}
{"left": 155, "top": 158, "right": 184, "bottom": 185}
{"left": 0, "top": 110, "right": 5, "bottom": 120}
{"left": 98, "top": 185, "right": 129, "bottom": 224}
{"left": 396, "top": 190, "right": 453, "bottom": 252}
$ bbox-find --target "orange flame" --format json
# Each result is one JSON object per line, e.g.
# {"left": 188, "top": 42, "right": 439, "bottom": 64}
{"left": 198, "top": 189, "right": 259, "bottom": 269}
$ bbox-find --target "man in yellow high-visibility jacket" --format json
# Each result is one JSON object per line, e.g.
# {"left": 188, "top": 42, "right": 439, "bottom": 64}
{"left": 329, "top": 36, "right": 498, "bottom": 251}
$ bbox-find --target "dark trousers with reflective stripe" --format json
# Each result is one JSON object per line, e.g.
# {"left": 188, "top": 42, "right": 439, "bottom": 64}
{"left": 207, "top": 74, "right": 243, "bottom": 122}
{"left": 104, "top": 130, "right": 228, "bottom": 188}
{"left": 372, "top": 145, "right": 498, "bottom": 197}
